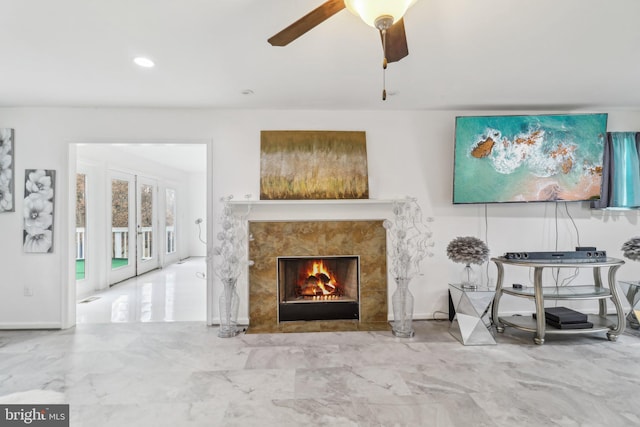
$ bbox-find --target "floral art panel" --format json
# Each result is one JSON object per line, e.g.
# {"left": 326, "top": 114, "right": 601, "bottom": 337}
{"left": 260, "top": 130, "right": 369, "bottom": 200}
{"left": 0, "top": 128, "right": 15, "bottom": 213}
{"left": 23, "top": 169, "right": 56, "bottom": 253}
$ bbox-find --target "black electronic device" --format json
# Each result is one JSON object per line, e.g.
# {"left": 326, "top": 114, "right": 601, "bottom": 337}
{"left": 533, "top": 307, "right": 590, "bottom": 327}
{"left": 544, "top": 306, "right": 588, "bottom": 323}
{"left": 545, "top": 319, "right": 594, "bottom": 329}
{"left": 503, "top": 250, "right": 606, "bottom": 261}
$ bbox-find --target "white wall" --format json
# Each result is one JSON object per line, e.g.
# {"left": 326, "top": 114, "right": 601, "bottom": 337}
{"left": 1, "top": 107, "right": 640, "bottom": 328}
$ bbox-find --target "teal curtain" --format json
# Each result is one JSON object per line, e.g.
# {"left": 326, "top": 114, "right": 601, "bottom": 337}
{"left": 592, "top": 132, "right": 640, "bottom": 209}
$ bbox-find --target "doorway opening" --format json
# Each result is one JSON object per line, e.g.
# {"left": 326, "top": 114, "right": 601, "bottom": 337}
{"left": 69, "top": 141, "right": 211, "bottom": 327}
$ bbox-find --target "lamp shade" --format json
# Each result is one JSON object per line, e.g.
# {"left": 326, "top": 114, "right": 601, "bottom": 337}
{"left": 344, "top": 0, "right": 417, "bottom": 28}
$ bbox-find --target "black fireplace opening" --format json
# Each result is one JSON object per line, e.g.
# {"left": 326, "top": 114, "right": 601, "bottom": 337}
{"left": 277, "top": 256, "right": 359, "bottom": 322}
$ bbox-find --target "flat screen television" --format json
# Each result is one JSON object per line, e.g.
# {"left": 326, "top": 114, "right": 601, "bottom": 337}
{"left": 453, "top": 113, "right": 608, "bottom": 204}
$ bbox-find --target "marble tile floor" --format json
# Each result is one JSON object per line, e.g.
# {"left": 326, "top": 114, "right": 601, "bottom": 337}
{"left": 76, "top": 257, "right": 207, "bottom": 324}
{"left": 1, "top": 320, "right": 640, "bottom": 426}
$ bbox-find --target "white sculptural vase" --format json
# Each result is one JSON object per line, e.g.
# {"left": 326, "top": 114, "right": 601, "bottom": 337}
{"left": 391, "top": 277, "right": 415, "bottom": 338}
{"left": 218, "top": 277, "right": 240, "bottom": 338}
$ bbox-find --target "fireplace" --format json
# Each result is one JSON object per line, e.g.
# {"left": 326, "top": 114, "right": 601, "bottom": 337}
{"left": 248, "top": 220, "right": 388, "bottom": 333}
{"left": 278, "top": 256, "right": 359, "bottom": 322}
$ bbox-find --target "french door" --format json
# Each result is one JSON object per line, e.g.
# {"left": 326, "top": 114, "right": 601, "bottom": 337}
{"left": 136, "top": 176, "right": 159, "bottom": 275}
{"left": 108, "top": 171, "right": 159, "bottom": 285}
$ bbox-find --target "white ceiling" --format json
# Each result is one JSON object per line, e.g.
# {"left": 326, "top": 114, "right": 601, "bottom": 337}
{"left": 2, "top": 0, "right": 640, "bottom": 111}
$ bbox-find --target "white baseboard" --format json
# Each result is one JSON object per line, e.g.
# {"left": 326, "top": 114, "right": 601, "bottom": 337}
{"left": 389, "top": 312, "right": 450, "bottom": 322}
{"left": 0, "top": 322, "right": 62, "bottom": 330}
{"left": 210, "top": 317, "right": 249, "bottom": 326}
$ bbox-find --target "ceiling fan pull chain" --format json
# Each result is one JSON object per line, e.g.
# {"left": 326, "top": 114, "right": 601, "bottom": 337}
{"left": 382, "top": 70, "right": 387, "bottom": 101}
{"left": 382, "top": 28, "right": 387, "bottom": 101}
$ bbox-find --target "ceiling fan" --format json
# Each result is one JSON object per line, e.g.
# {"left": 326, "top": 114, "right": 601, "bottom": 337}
{"left": 268, "top": 0, "right": 418, "bottom": 99}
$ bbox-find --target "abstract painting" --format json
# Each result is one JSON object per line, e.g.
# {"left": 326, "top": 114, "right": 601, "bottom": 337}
{"left": 260, "top": 130, "right": 369, "bottom": 200}
{"left": 0, "top": 128, "right": 15, "bottom": 213}
{"left": 23, "top": 169, "right": 56, "bottom": 253}
{"left": 453, "top": 113, "right": 608, "bottom": 204}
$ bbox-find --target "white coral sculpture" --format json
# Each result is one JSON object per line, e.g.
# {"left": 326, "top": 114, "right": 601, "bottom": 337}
{"left": 383, "top": 197, "right": 435, "bottom": 280}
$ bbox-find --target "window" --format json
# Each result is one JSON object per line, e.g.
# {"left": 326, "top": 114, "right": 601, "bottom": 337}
{"left": 76, "top": 174, "right": 86, "bottom": 280}
{"left": 166, "top": 188, "right": 176, "bottom": 254}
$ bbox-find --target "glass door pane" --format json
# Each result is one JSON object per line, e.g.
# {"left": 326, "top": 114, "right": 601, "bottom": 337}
{"left": 139, "top": 184, "right": 153, "bottom": 260}
{"left": 136, "top": 177, "right": 159, "bottom": 275}
{"left": 166, "top": 188, "right": 176, "bottom": 254}
{"left": 76, "top": 174, "right": 86, "bottom": 280}
{"left": 111, "top": 178, "right": 130, "bottom": 269}
{"left": 108, "top": 172, "right": 136, "bottom": 286}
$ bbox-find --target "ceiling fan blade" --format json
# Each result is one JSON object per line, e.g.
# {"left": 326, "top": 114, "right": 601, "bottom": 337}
{"left": 268, "top": 0, "right": 346, "bottom": 47}
{"left": 382, "top": 18, "right": 409, "bottom": 63}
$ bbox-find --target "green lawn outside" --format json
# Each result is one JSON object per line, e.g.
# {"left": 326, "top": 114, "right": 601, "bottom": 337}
{"left": 111, "top": 258, "right": 129, "bottom": 269}
{"left": 76, "top": 260, "right": 85, "bottom": 280}
{"left": 76, "top": 258, "right": 129, "bottom": 280}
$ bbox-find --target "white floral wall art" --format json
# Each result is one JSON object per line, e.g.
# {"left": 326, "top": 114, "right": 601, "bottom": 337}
{"left": 0, "top": 128, "right": 15, "bottom": 213}
{"left": 23, "top": 169, "right": 55, "bottom": 253}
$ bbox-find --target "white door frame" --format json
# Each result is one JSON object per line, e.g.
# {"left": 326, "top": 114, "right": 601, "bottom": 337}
{"left": 63, "top": 139, "right": 214, "bottom": 329}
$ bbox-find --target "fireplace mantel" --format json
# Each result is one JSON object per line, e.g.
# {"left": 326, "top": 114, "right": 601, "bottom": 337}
{"left": 229, "top": 198, "right": 398, "bottom": 223}
{"left": 228, "top": 199, "right": 398, "bottom": 207}
{"left": 225, "top": 198, "right": 399, "bottom": 330}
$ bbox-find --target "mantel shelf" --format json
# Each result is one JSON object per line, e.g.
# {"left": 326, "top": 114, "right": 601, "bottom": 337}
{"left": 228, "top": 199, "right": 399, "bottom": 207}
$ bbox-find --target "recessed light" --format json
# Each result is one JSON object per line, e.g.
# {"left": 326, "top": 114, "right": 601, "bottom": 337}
{"left": 134, "top": 57, "right": 155, "bottom": 68}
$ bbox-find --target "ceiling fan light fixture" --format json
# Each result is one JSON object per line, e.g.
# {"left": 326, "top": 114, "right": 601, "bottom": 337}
{"left": 344, "top": 0, "right": 417, "bottom": 28}
{"left": 374, "top": 15, "right": 394, "bottom": 31}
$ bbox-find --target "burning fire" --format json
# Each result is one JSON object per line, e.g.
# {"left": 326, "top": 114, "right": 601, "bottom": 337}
{"left": 297, "top": 260, "right": 343, "bottom": 298}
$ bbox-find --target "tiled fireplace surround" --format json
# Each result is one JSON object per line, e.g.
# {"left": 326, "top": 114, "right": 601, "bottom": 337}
{"left": 247, "top": 220, "right": 390, "bottom": 333}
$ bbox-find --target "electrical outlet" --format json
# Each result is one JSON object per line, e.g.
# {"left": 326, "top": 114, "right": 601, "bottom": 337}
{"left": 23, "top": 286, "right": 33, "bottom": 297}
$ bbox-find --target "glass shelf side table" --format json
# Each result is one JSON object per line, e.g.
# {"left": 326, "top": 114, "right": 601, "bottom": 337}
{"left": 491, "top": 257, "right": 625, "bottom": 345}
{"left": 448, "top": 283, "right": 496, "bottom": 345}
{"left": 618, "top": 281, "right": 640, "bottom": 329}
